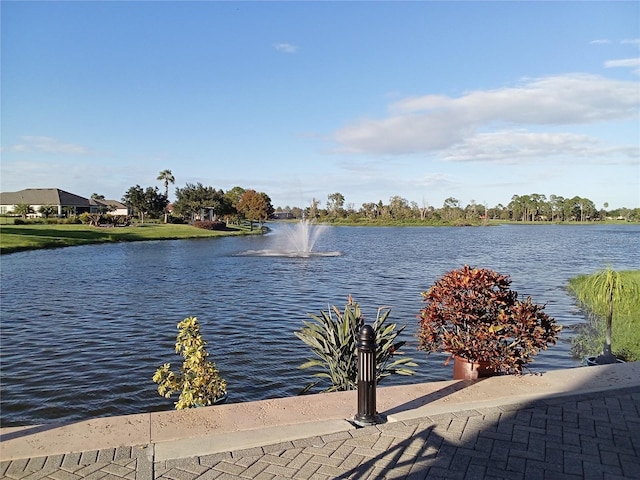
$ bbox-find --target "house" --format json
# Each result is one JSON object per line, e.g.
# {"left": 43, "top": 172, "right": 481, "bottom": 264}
{"left": 0, "top": 188, "right": 129, "bottom": 217}
{"left": 90, "top": 198, "right": 130, "bottom": 216}
{"left": 272, "top": 212, "right": 295, "bottom": 220}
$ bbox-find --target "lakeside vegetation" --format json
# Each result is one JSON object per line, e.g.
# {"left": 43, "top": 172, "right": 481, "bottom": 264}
{"left": 0, "top": 222, "right": 259, "bottom": 255}
{"left": 568, "top": 270, "right": 640, "bottom": 362}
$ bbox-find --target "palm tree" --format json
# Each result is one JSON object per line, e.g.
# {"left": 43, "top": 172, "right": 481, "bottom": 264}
{"left": 13, "top": 203, "right": 34, "bottom": 220}
{"left": 571, "top": 266, "right": 638, "bottom": 364}
{"left": 157, "top": 169, "right": 175, "bottom": 223}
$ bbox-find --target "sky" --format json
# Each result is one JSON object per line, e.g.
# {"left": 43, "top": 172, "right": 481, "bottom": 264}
{"left": 1, "top": 1, "right": 639, "bottom": 211}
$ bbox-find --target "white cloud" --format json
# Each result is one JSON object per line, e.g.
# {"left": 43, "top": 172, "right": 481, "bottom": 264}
{"left": 439, "top": 130, "right": 640, "bottom": 165}
{"left": 621, "top": 39, "right": 640, "bottom": 46}
{"left": 2, "top": 136, "right": 93, "bottom": 155}
{"left": 273, "top": 43, "right": 299, "bottom": 54}
{"left": 590, "top": 39, "right": 612, "bottom": 45}
{"left": 333, "top": 74, "right": 640, "bottom": 156}
{"left": 604, "top": 58, "right": 640, "bottom": 68}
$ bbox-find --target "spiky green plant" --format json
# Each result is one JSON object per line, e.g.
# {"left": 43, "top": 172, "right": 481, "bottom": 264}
{"left": 569, "top": 267, "right": 640, "bottom": 364}
{"left": 153, "top": 316, "right": 227, "bottom": 409}
{"left": 295, "top": 296, "right": 417, "bottom": 393}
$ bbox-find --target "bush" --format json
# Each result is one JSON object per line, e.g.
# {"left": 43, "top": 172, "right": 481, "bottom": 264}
{"left": 295, "top": 296, "right": 417, "bottom": 393}
{"left": 194, "top": 220, "right": 227, "bottom": 230}
{"left": 417, "top": 265, "right": 561, "bottom": 374}
{"left": 153, "top": 316, "right": 227, "bottom": 409}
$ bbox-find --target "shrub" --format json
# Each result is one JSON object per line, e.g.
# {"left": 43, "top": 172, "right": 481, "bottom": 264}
{"left": 194, "top": 220, "right": 227, "bottom": 230}
{"left": 417, "top": 265, "right": 561, "bottom": 374}
{"left": 295, "top": 296, "right": 417, "bottom": 393}
{"left": 152, "top": 316, "right": 227, "bottom": 409}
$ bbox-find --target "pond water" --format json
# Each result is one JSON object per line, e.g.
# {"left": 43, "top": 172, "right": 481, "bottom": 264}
{"left": 1, "top": 223, "right": 638, "bottom": 427}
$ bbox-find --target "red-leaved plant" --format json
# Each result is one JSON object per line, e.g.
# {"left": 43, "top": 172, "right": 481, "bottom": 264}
{"left": 417, "top": 265, "right": 561, "bottom": 374}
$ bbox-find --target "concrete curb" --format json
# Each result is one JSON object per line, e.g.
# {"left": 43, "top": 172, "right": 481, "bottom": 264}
{"left": 2, "top": 362, "right": 639, "bottom": 463}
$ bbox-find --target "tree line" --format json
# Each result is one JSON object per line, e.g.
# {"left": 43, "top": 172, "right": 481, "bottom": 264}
{"left": 275, "top": 193, "right": 639, "bottom": 224}
{"left": 119, "top": 171, "right": 637, "bottom": 225}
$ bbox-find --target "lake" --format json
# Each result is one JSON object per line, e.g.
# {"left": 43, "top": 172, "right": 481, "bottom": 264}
{"left": 1, "top": 223, "right": 638, "bottom": 427}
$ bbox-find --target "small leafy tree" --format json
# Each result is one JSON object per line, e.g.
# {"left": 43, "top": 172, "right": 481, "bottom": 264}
{"left": 236, "top": 189, "right": 274, "bottom": 229}
{"left": 153, "top": 316, "right": 227, "bottom": 409}
{"left": 417, "top": 265, "right": 561, "bottom": 374}
{"left": 295, "top": 296, "right": 417, "bottom": 393}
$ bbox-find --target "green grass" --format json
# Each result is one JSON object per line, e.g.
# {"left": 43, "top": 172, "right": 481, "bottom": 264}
{"left": 0, "top": 223, "right": 261, "bottom": 255}
{"left": 568, "top": 270, "right": 640, "bottom": 361}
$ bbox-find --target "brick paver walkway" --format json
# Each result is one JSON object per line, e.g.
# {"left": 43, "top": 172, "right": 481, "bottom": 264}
{"left": 2, "top": 387, "right": 639, "bottom": 479}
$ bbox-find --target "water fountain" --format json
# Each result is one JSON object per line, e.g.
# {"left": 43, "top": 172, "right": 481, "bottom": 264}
{"left": 243, "top": 219, "right": 341, "bottom": 257}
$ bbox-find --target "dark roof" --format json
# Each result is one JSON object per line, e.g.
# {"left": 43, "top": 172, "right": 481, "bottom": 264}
{"left": 90, "top": 198, "right": 126, "bottom": 209}
{"left": 0, "top": 188, "right": 91, "bottom": 207}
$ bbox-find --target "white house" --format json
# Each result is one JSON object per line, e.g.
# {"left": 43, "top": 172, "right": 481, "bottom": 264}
{"left": 0, "top": 188, "right": 129, "bottom": 217}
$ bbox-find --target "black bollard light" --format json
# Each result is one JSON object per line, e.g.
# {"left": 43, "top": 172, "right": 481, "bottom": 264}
{"left": 353, "top": 324, "right": 380, "bottom": 426}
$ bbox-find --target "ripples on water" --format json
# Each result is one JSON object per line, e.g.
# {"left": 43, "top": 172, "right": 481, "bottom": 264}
{"left": 1, "top": 224, "right": 638, "bottom": 426}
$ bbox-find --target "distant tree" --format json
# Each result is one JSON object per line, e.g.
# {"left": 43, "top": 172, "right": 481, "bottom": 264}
{"left": 389, "top": 195, "right": 411, "bottom": 219}
{"left": 308, "top": 198, "right": 321, "bottom": 219}
{"left": 549, "top": 195, "right": 565, "bottom": 222}
{"left": 123, "top": 186, "right": 146, "bottom": 222}
{"left": 600, "top": 202, "right": 609, "bottom": 222}
{"left": 237, "top": 189, "right": 272, "bottom": 229}
{"left": 260, "top": 192, "right": 275, "bottom": 219}
{"left": 157, "top": 170, "right": 175, "bottom": 223}
{"left": 144, "top": 186, "right": 169, "bottom": 219}
{"left": 224, "top": 186, "right": 246, "bottom": 221}
{"left": 327, "top": 192, "right": 345, "bottom": 218}
{"left": 528, "top": 193, "right": 546, "bottom": 221}
{"left": 418, "top": 199, "right": 431, "bottom": 221}
{"left": 442, "top": 197, "right": 462, "bottom": 221}
{"left": 13, "top": 203, "right": 34, "bottom": 219}
{"left": 464, "top": 200, "right": 479, "bottom": 222}
{"left": 173, "top": 183, "right": 230, "bottom": 223}
{"left": 291, "top": 206, "right": 303, "bottom": 218}
{"left": 122, "top": 185, "right": 168, "bottom": 223}
{"left": 91, "top": 193, "right": 105, "bottom": 200}
{"left": 360, "top": 202, "right": 377, "bottom": 219}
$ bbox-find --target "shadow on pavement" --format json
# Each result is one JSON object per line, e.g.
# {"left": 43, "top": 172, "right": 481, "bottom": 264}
{"left": 335, "top": 385, "right": 640, "bottom": 479}
{"left": 382, "top": 379, "right": 482, "bottom": 417}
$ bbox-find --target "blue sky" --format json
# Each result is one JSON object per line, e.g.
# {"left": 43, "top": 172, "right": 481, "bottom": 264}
{"left": 2, "top": 1, "right": 639, "bottom": 210}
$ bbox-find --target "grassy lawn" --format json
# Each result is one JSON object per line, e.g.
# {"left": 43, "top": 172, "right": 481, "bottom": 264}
{"left": 0, "top": 223, "right": 261, "bottom": 255}
{"left": 568, "top": 269, "right": 640, "bottom": 361}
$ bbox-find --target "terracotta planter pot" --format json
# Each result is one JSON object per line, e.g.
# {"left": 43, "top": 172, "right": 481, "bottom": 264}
{"left": 453, "top": 356, "right": 496, "bottom": 380}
